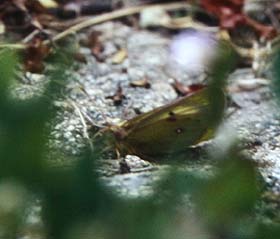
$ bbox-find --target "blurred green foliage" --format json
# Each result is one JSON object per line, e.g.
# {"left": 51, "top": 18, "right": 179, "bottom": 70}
{"left": 0, "top": 46, "right": 280, "bottom": 239}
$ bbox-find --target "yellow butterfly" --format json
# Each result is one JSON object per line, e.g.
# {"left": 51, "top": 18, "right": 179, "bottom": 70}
{"left": 104, "top": 41, "right": 234, "bottom": 161}
{"left": 108, "top": 87, "right": 225, "bottom": 161}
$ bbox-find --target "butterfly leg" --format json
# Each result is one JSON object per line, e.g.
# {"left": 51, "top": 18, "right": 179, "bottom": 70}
{"left": 115, "top": 148, "right": 131, "bottom": 174}
{"left": 115, "top": 148, "right": 121, "bottom": 159}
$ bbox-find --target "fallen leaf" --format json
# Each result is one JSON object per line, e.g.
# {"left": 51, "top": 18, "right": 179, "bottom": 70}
{"left": 106, "top": 85, "right": 126, "bottom": 106}
{"left": 85, "top": 30, "right": 104, "bottom": 62}
{"left": 24, "top": 37, "right": 51, "bottom": 73}
{"left": 228, "top": 78, "right": 269, "bottom": 92}
{"left": 172, "top": 80, "right": 205, "bottom": 96}
{"left": 130, "top": 78, "right": 151, "bottom": 89}
{"left": 111, "top": 48, "right": 127, "bottom": 64}
{"left": 200, "top": 0, "right": 276, "bottom": 39}
{"left": 37, "top": 0, "right": 58, "bottom": 9}
{"left": 73, "top": 52, "right": 87, "bottom": 64}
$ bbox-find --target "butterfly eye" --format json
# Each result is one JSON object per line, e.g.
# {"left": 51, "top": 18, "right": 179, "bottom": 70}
{"left": 175, "top": 128, "right": 184, "bottom": 134}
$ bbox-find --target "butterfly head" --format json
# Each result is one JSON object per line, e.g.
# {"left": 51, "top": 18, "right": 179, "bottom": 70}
{"left": 109, "top": 124, "right": 128, "bottom": 141}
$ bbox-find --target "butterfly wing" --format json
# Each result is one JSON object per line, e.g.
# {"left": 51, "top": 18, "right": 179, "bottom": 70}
{"left": 123, "top": 113, "right": 209, "bottom": 158}
{"left": 118, "top": 88, "right": 225, "bottom": 159}
{"left": 121, "top": 88, "right": 209, "bottom": 132}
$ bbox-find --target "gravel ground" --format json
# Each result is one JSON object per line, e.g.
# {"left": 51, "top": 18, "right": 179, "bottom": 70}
{"left": 12, "top": 21, "right": 280, "bottom": 200}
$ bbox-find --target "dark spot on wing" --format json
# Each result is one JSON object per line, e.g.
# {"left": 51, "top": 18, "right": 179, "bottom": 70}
{"left": 167, "top": 111, "right": 177, "bottom": 122}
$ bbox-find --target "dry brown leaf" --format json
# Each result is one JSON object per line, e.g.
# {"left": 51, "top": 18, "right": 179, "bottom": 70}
{"left": 106, "top": 86, "right": 126, "bottom": 106}
{"left": 83, "top": 30, "right": 104, "bottom": 62}
{"left": 24, "top": 38, "right": 51, "bottom": 73}
{"left": 74, "top": 52, "right": 87, "bottom": 64}
{"left": 111, "top": 48, "right": 127, "bottom": 64}
{"left": 130, "top": 78, "right": 151, "bottom": 89}
{"left": 37, "top": 0, "right": 58, "bottom": 9}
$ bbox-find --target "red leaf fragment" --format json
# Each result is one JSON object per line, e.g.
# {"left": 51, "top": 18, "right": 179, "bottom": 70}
{"left": 172, "top": 80, "right": 205, "bottom": 96}
{"left": 200, "top": 0, "right": 277, "bottom": 39}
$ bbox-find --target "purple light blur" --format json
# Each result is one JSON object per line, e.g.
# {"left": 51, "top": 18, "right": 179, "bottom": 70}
{"left": 169, "top": 30, "right": 218, "bottom": 74}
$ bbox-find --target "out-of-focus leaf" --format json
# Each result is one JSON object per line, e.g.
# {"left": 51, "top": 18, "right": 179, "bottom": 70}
{"left": 0, "top": 180, "right": 28, "bottom": 239}
{"left": 255, "top": 224, "right": 280, "bottom": 239}
{"left": 155, "top": 169, "right": 207, "bottom": 206}
{"left": 272, "top": 49, "right": 280, "bottom": 102}
{"left": 42, "top": 149, "right": 116, "bottom": 239}
{"left": 195, "top": 154, "right": 260, "bottom": 228}
{"left": 0, "top": 97, "right": 50, "bottom": 185}
{"left": 0, "top": 49, "right": 17, "bottom": 98}
{"left": 203, "top": 40, "right": 236, "bottom": 131}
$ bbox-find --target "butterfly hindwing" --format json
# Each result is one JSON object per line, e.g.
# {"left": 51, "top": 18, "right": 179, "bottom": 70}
{"left": 124, "top": 113, "right": 209, "bottom": 158}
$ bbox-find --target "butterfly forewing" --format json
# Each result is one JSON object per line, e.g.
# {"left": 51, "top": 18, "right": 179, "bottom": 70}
{"left": 113, "top": 88, "right": 225, "bottom": 159}
{"left": 122, "top": 88, "right": 210, "bottom": 133}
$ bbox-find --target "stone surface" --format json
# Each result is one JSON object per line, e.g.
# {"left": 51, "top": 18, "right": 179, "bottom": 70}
{"left": 12, "top": 21, "right": 280, "bottom": 199}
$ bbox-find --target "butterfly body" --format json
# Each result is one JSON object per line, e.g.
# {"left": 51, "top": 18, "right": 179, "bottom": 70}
{"left": 109, "top": 88, "right": 225, "bottom": 161}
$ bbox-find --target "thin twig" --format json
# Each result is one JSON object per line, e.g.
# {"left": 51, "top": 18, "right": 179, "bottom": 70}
{"left": 22, "top": 29, "right": 40, "bottom": 43}
{"left": 69, "top": 99, "right": 94, "bottom": 151}
{"left": 1, "top": 1, "right": 277, "bottom": 59}
{"left": 43, "top": 2, "right": 192, "bottom": 44}
{"left": 0, "top": 43, "right": 26, "bottom": 49}
{"left": 0, "top": 2, "right": 191, "bottom": 49}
